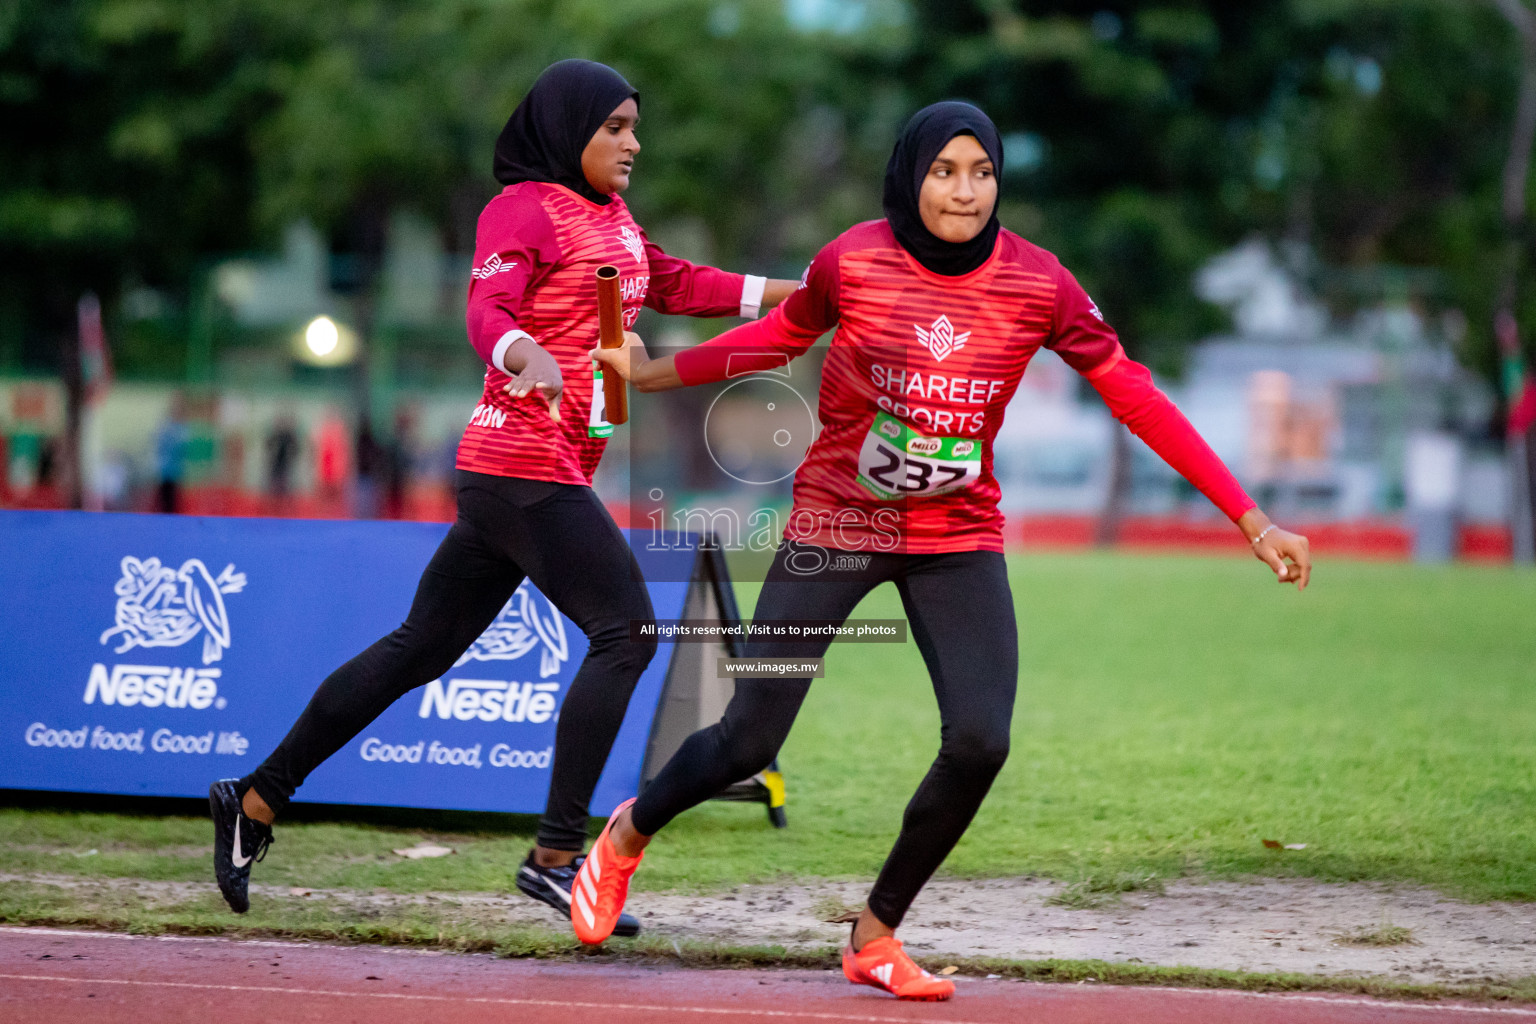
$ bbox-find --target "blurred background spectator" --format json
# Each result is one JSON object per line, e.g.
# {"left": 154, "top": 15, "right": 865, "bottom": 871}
{"left": 265, "top": 412, "right": 301, "bottom": 511}
{"left": 353, "top": 418, "right": 385, "bottom": 520}
{"left": 152, "top": 394, "right": 188, "bottom": 514}
{"left": 314, "top": 409, "right": 352, "bottom": 513}
{"left": 384, "top": 404, "right": 418, "bottom": 520}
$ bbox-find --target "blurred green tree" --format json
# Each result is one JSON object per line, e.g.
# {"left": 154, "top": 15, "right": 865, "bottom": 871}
{"left": 0, "top": 0, "right": 900, "bottom": 366}
{"left": 0, "top": 0, "right": 287, "bottom": 373}
{"left": 899, "top": 0, "right": 1532, "bottom": 536}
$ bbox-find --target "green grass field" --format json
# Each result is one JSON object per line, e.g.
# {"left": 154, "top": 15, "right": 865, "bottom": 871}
{"left": 4, "top": 552, "right": 1534, "bottom": 907}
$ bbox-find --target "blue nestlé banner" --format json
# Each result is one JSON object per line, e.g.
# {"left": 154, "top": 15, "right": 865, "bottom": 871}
{"left": 0, "top": 510, "right": 693, "bottom": 816}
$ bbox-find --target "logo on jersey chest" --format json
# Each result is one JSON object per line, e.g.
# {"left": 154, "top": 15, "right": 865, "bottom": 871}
{"left": 914, "top": 314, "right": 970, "bottom": 362}
{"left": 618, "top": 227, "right": 645, "bottom": 264}
{"left": 619, "top": 275, "right": 649, "bottom": 328}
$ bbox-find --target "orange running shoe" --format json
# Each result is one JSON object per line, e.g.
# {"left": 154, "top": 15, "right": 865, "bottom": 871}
{"left": 570, "top": 797, "right": 643, "bottom": 944}
{"left": 842, "top": 937, "right": 955, "bottom": 1001}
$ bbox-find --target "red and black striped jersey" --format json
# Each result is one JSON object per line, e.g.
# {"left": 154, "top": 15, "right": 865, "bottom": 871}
{"left": 458, "top": 181, "right": 751, "bottom": 483}
{"left": 675, "top": 220, "right": 1254, "bottom": 554}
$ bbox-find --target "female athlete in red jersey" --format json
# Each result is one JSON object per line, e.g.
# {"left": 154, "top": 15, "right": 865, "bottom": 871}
{"left": 581, "top": 102, "right": 1311, "bottom": 999}
{"left": 208, "top": 60, "right": 797, "bottom": 930}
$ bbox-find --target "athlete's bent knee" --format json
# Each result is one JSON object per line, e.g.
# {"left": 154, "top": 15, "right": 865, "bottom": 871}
{"left": 942, "top": 726, "right": 1010, "bottom": 776}
{"left": 582, "top": 624, "right": 657, "bottom": 684}
{"left": 607, "top": 627, "right": 658, "bottom": 669}
{"left": 721, "top": 733, "right": 781, "bottom": 782}
{"left": 380, "top": 623, "right": 469, "bottom": 691}
{"left": 630, "top": 630, "right": 659, "bottom": 667}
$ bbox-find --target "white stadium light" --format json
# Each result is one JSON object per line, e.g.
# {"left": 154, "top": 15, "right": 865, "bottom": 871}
{"left": 305, "top": 316, "right": 340, "bottom": 358}
{"left": 293, "top": 314, "right": 356, "bottom": 366}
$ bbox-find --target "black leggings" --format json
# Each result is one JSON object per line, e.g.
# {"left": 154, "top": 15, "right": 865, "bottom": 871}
{"left": 242, "top": 470, "right": 657, "bottom": 851}
{"left": 631, "top": 542, "right": 1017, "bottom": 928}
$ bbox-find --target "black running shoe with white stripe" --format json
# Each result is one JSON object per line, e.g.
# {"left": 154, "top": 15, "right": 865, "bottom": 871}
{"left": 210, "top": 778, "right": 273, "bottom": 914}
{"left": 515, "top": 850, "right": 641, "bottom": 937}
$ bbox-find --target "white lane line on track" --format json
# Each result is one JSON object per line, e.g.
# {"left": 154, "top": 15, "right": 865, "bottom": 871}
{"left": 0, "top": 973, "right": 966, "bottom": 1024}
{"left": 2, "top": 926, "right": 321, "bottom": 950}
{"left": 1174, "top": 988, "right": 1536, "bottom": 1018}
{"left": 4, "top": 971, "right": 1536, "bottom": 1021}
{"left": 5, "top": 931, "right": 1534, "bottom": 1019}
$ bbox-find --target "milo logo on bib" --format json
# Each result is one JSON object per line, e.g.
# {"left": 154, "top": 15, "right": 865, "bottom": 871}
{"left": 856, "top": 412, "right": 982, "bottom": 500}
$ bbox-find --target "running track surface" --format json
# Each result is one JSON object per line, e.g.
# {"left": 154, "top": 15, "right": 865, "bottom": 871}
{"left": 3, "top": 927, "right": 1533, "bottom": 1024}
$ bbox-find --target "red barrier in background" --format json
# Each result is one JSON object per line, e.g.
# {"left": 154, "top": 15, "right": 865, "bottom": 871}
{"left": 1457, "top": 523, "right": 1515, "bottom": 561}
{"left": 178, "top": 485, "right": 458, "bottom": 523}
{"left": 0, "top": 483, "right": 1515, "bottom": 562}
{"left": 1015, "top": 515, "right": 1512, "bottom": 562}
{"left": 0, "top": 482, "right": 458, "bottom": 523}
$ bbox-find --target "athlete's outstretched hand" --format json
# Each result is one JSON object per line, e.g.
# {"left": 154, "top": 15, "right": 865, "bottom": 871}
{"left": 1239, "top": 509, "right": 1311, "bottom": 591}
{"left": 503, "top": 352, "right": 563, "bottom": 424}
{"left": 592, "top": 332, "right": 686, "bottom": 392}
{"left": 591, "top": 330, "right": 647, "bottom": 382}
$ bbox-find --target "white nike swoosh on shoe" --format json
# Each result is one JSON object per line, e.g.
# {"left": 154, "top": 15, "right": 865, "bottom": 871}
{"left": 231, "top": 812, "right": 252, "bottom": 868}
{"left": 521, "top": 867, "right": 573, "bottom": 905}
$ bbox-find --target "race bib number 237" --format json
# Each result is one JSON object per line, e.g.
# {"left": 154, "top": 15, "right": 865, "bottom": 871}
{"left": 855, "top": 411, "right": 981, "bottom": 500}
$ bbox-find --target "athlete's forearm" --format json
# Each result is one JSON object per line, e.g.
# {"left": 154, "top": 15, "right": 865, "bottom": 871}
{"left": 1235, "top": 507, "right": 1276, "bottom": 543}
{"left": 500, "top": 333, "right": 562, "bottom": 383}
{"left": 760, "top": 279, "right": 799, "bottom": 310}
{"left": 611, "top": 305, "right": 819, "bottom": 392}
{"left": 631, "top": 354, "right": 685, "bottom": 392}
{"left": 672, "top": 311, "right": 820, "bottom": 386}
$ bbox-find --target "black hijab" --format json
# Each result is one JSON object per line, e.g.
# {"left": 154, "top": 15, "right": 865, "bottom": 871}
{"left": 493, "top": 59, "right": 639, "bottom": 206}
{"left": 882, "top": 101, "right": 1003, "bottom": 276}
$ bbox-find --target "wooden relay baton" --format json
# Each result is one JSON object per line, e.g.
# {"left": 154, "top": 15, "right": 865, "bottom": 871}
{"left": 594, "top": 265, "right": 629, "bottom": 426}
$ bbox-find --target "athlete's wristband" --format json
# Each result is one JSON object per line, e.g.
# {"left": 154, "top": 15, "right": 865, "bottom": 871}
{"left": 740, "top": 275, "right": 766, "bottom": 319}
{"left": 492, "top": 329, "right": 537, "bottom": 375}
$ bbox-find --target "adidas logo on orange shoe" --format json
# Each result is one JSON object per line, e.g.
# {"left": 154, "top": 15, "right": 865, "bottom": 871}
{"left": 842, "top": 936, "right": 954, "bottom": 1001}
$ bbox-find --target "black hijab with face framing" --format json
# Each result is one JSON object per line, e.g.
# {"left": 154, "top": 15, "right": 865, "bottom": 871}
{"left": 882, "top": 101, "right": 1004, "bottom": 276}
{"left": 493, "top": 59, "right": 638, "bottom": 206}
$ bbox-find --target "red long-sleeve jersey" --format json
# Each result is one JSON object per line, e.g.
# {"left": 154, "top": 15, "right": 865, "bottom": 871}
{"left": 674, "top": 220, "right": 1255, "bottom": 554}
{"left": 458, "top": 181, "right": 755, "bottom": 484}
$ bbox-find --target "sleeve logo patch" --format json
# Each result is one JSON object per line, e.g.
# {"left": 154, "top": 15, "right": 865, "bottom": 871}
{"left": 472, "top": 253, "right": 518, "bottom": 280}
